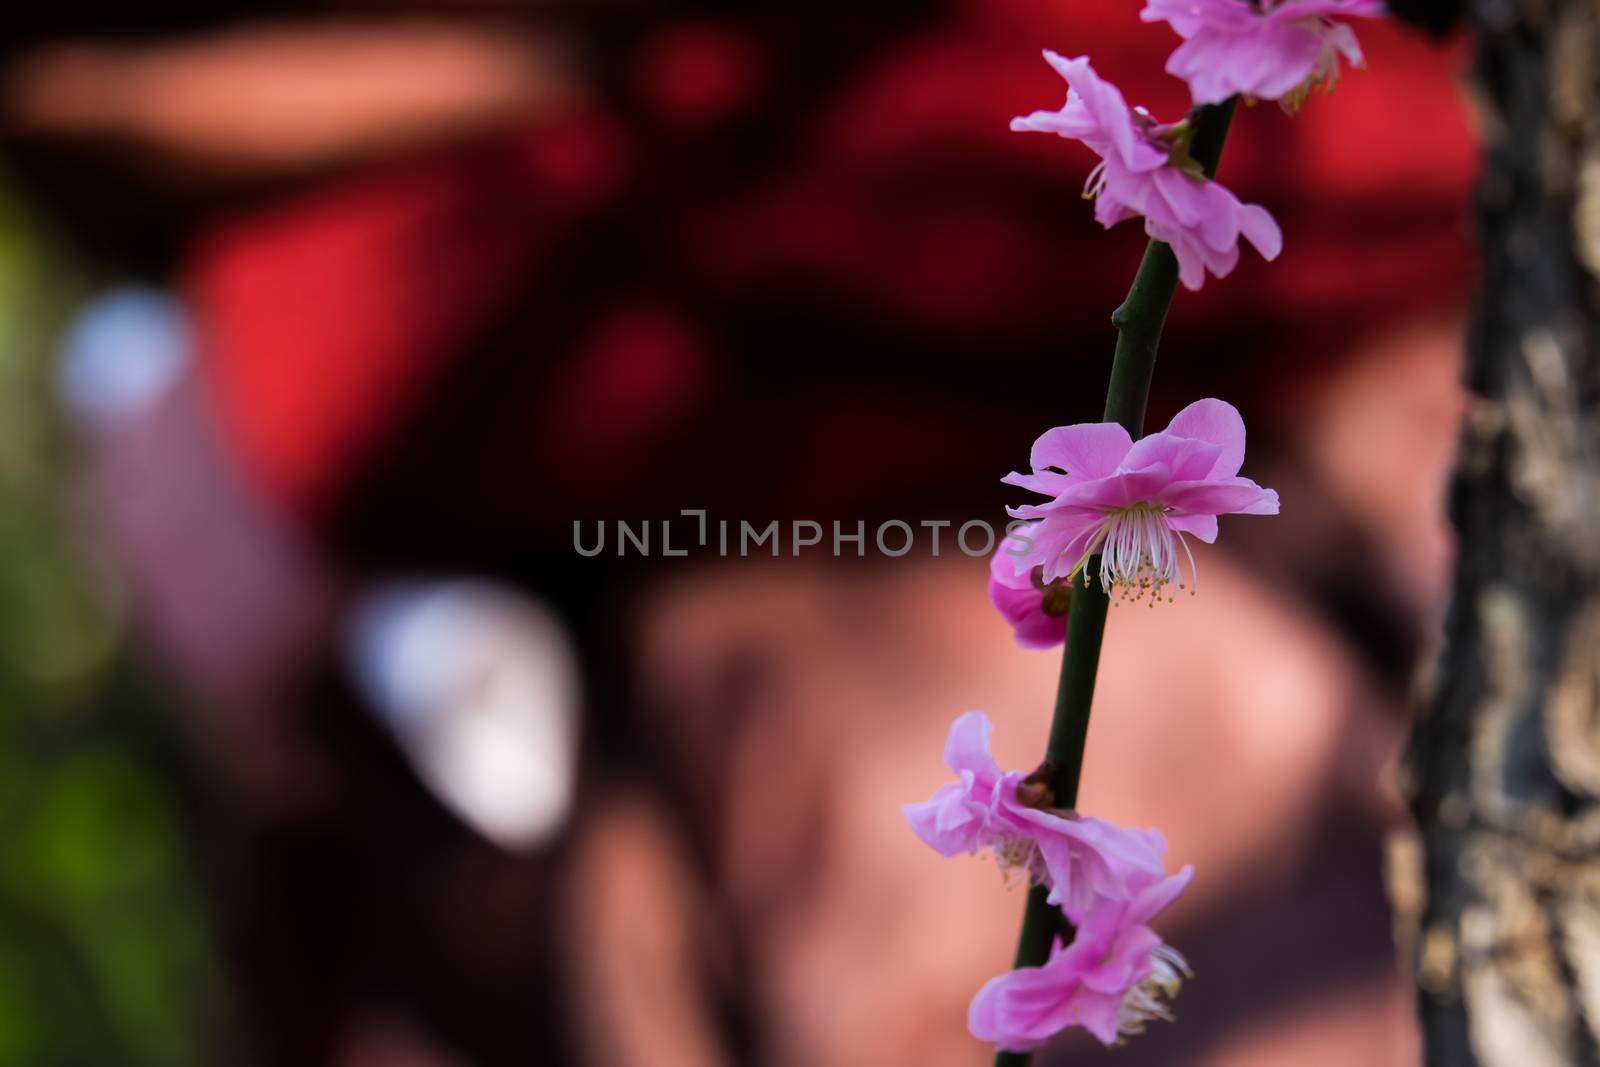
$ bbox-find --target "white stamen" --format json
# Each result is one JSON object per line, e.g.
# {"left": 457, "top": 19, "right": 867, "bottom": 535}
{"left": 1083, "top": 160, "right": 1110, "bottom": 200}
{"left": 1065, "top": 503, "right": 1198, "bottom": 604}
{"left": 992, "top": 833, "right": 1049, "bottom": 888}
{"left": 1117, "top": 944, "right": 1191, "bottom": 1036}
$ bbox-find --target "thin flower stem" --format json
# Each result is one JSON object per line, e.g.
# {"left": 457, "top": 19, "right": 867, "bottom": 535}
{"left": 992, "top": 96, "right": 1236, "bottom": 1067}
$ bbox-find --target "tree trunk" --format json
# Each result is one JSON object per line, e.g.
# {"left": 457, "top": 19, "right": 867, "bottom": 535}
{"left": 1399, "top": 1, "right": 1600, "bottom": 1065}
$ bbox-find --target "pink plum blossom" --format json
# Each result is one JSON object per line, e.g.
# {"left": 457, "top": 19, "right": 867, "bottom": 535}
{"left": 1003, "top": 398, "right": 1279, "bottom": 600}
{"left": 969, "top": 867, "right": 1194, "bottom": 1050}
{"left": 903, "top": 711, "right": 1169, "bottom": 915}
{"left": 1010, "top": 53, "right": 1281, "bottom": 290}
{"left": 989, "top": 527, "right": 1070, "bottom": 649}
{"left": 1141, "top": 0, "right": 1387, "bottom": 108}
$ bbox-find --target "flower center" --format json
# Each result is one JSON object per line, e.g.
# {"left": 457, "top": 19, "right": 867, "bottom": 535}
{"left": 1080, "top": 118, "right": 1207, "bottom": 204}
{"left": 1070, "top": 502, "right": 1198, "bottom": 604}
{"left": 1151, "top": 120, "right": 1208, "bottom": 180}
{"left": 1030, "top": 566, "right": 1075, "bottom": 617}
{"left": 991, "top": 833, "right": 1047, "bottom": 888}
{"left": 1280, "top": 17, "right": 1358, "bottom": 113}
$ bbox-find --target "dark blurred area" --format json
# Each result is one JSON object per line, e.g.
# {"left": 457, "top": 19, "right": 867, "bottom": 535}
{"left": 0, "top": 3, "right": 1476, "bottom": 1066}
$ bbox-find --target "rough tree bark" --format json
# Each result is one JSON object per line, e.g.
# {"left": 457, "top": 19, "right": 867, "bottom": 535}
{"left": 1393, "top": 1, "right": 1600, "bottom": 1065}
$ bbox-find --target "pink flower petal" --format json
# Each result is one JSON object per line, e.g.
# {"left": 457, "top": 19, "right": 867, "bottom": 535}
{"left": 1145, "top": 0, "right": 1383, "bottom": 105}
{"left": 902, "top": 782, "right": 984, "bottom": 856}
{"left": 1070, "top": 988, "right": 1129, "bottom": 1046}
{"left": 1001, "top": 507, "right": 1103, "bottom": 583}
{"left": 1268, "top": 0, "right": 1386, "bottom": 21}
{"left": 1000, "top": 468, "right": 1073, "bottom": 498}
{"left": 969, "top": 953, "right": 1074, "bottom": 1051}
{"left": 945, "top": 709, "right": 1002, "bottom": 780}
{"left": 1123, "top": 865, "right": 1195, "bottom": 927}
{"left": 1167, "top": 512, "right": 1220, "bottom": 543}
{"left": 1142, "top": 0, "right": 1260, "bottom": 34}
{"left": 1080, "top": 926, "right": 1161, "bottom": 993}
{"left": 1164, "top": 228, "right": 1218, "bottom": 290}
{"left": 1160, "top": 477, "right": 1280, "bottom": 516}
{"left": 1163, "top": 397, "right": 1248, "bottom": 478}
{"left": 1027, "top": 421, "right": 1134, "bottom": 484}
{"left": 1122, "top": 433, "right": 1225, "bottom": 481}
{"left": 1050, "top": 53, "right": 1166, "bottom": 173}
{"left": 1054, "top": 465, "right": 1176, "bottom": 511}
{"left": 988, "top": 533, "right": 1068, "bottom": 649}
{"left": 1237, "top": 202, "right": 1283, "bottom": 260}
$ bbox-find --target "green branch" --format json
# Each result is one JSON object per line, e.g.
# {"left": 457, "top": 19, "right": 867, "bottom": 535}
{"left": 993, "top": 96, "right": 1236, "bottom": 1067}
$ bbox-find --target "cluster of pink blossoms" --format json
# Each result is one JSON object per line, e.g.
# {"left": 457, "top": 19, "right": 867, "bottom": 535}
{"left": 1142, "top": 0, "right": 1387, "bottom": 108}
{"left": 904, "top": 713, "right": 1194, "bottom": 1049}
{"left": 1012, "top": 55, "right": 1281, "bottom": 291}
{"left": 1012, "top": 0, "right": 1384, "bottom": 289}
{"left": 910, "top": 3, "right": 1373, "bottom": 1054}
{"left": 953, "top": 401, "right": 1276, "bottom": 1045}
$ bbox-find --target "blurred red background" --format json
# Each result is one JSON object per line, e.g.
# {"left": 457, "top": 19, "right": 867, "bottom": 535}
{"left": 0, "top": 3, "right": 1475, "bottom": 1065}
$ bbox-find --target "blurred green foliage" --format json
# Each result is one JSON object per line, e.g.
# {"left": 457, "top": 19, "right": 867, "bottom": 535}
{"left": 0, "top": 176, "right": 233, "bottom": 1067}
